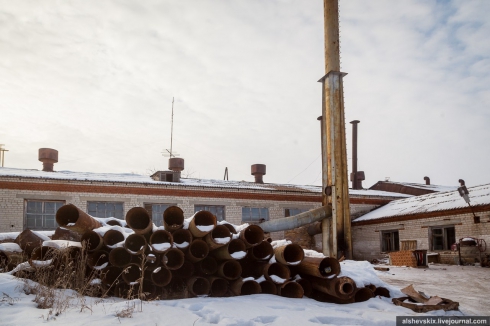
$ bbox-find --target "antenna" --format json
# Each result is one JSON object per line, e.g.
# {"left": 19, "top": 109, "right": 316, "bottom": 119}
{"left": 162, "top": 97, "right": 180, "bottom": 158}
{"left": 0, "top": 144, "right": 8, "bottom": 167}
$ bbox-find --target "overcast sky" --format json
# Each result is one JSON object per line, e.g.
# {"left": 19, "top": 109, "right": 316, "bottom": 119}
{"left": 1, "top": 0, "right": 489, "bottom": 189}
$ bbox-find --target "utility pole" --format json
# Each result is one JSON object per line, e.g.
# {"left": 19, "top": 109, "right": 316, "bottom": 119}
{"left": 319, "top": 0, "right": 352, "bottom": 259}
{"left": 0, "top": 144, "right": 8, "bottom": 167}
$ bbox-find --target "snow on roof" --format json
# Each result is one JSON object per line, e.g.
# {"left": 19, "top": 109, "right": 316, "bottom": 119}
{"left": 0, "top": 167, "right": 405, "bottom": 198}
{"left": 372, "top": 181, "right": 458, "bottom": 193}
{"left": 354, "top": 183, "right": 490, "bottom": 222}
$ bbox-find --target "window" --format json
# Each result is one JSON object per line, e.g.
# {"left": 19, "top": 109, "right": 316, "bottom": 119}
{"left": 381, "top": 230, "right": 399, "bottom": 252}
{"left": 431, "top": 226, "right": 455, "bottom": 250}
{"left": 87, "top": 202, "right": 124, "bottom": 219}
{"left": 284, "top": 208, "right": 309, "bottom": 217}
{"left": 242, "top": 207, "right": 269, "bottom": 223}
{"left": 25, "top": 200, "right": 64, "bottom": 230}
{"left": 195, "top": 205, "right": 225, "bottom": 221}
{"left": 144, "top": 203, "right": 174, "bottom": 226}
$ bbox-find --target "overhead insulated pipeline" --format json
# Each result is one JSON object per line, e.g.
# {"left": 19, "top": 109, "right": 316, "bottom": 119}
{"left": 258, "top": 206, "right": 332, "bottom": 233}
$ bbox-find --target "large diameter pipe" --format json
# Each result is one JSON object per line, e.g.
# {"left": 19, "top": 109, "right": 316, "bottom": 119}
{"left": 204, "top": 224, "right": 231, "bottom": 250}
{"left": 259, "top": 280, "right": 278, "bottom": 295}
{"left": 15, "top": 229, "right": 48, "bottom": 257}
{"left": 55, "top": 204, "right": 102, "bottom": 234}
{"left": 211, "top": 239, "right": 247, "bottom": 260}
{"left": 207, "top": 276, "right": 229, "bottom": 297}
{"left": 122, "top": 263, "right": 141, "bottom": 284}
{"left": 150, "top": 266, "right": 172, "bottom": 287}
{"left": 149, "top": 229, "right": 173, "bottom": 253}
{"left": 354, "top": 287, "right": 374, "bottom": 303}
{"left": 87, "top": 250, "right": 110, "bottom": 270}
{"left": 259, "top": 206, "right": 331, "bottom": 233}
{"left": 171, "top": 260, "right": 195, "bottom": 279}
{"left": 240, "top": 259, "right": 267, "bottom": 278}
{"left": 277, "top": 281, "right": 304, "bottom": 299}
{"left": 0, "top": 243, "right": 24, "bottom": 271}
{"left": 264, "top": 263, "right": 290, "bottom": 284}
{"left": 162, "top": 248, "right": 185, "bottom": 270}
{"left": 163, "top": 206, "right": 184, "bottom": 232}
{"left": 51, "top": 227, "right": 82, "bottom": 242}
{"left": 292, "top": 257, "right": 340, "bottom": 278}
{"left": 102, "top": 266, "right": 123, "bottom": 287}
{"left": 247, "top": 240, "right": 273, "bottom": 261}
{"left": 274, "top": 243, "right": 304, "bottom": 265}
{"left": 187, "top": 276, "right": 210, "bottom": 297}
{"left": 307, "top": 222, "right": 322, "bottom": 236}
{"left": 124, "top": 233, "right": 147, "bottom": 255}
{"left": 125, "top": 207, "right": 153, "bottom": 235}
{"left": 374, "top": 287, "right": 391, "bottom": 298}
{"left": 109, "top": 247, "right": 132, "bottom": 268}
{"left": 306, "top": 275, "right": 356, "bottom": 299}
{"left": 230, "top": 278, "right": 261, "bottom": 296}
{"left": 217, "top": 260, "right": 242, "bottom": 281}
{"left": 185, "top": 239, "right": 209, "bottom": 263}
{"left": 296, "top": 278, "right": 313, "bottom": 297}
{"left": 172, "top": 229, "right": 192, "bottom": 251}
{"left": 103, "top": 229, "right": 125, "bottom": 248}
{"left": 188, "top": 211, "right": 217, "bottom": 238}
{"left": 195, "top": 256, "right": 218, "bottom": 276}
{"left": 81, "top": 230, "right": 104, "bottom": 252}
{"left": 29, "top": 246, "right": 60, "bottom": 267}
{"left": 239, "top": 225, "right": 264, "bottom": 248}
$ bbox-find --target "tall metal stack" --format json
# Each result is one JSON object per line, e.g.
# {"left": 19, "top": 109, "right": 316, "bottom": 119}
{"left": 0, "top": 204, "right": 389, "bottom": 304}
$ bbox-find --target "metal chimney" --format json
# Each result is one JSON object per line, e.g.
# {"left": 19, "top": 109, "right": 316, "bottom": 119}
{"left": 424, "top": 176, "right": 430, "bottom": 185}
{"left": 251, "top": 164, "right": 266, "bottom": 184}
{"left": 350, "top": 120, "right": 360, "bottom": 189}
{"left": 168, "top": 158, "right": 184, "bottom": 172}
{"left": 38, "top": 148, "right": 58, "bottom": 172}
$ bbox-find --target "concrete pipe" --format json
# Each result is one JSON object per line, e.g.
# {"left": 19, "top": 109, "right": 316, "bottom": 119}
{"left": 204, "top": 224, "right": 231, "bottom": 250}
{"left": 101, "top": 265, "right": 123, "bottom": 287}
{"left": 217, "top": 260, "right": 242, "bottom": 281}
{"left": 264, "top": 263, "right": 290, "bottom": 284}
{"left": 109, "top": 247, "right": 132, "bottom": 268}
{"left": 354, "top": 287, "right": 374, "bottom": 303}
{"left": 292, "top": 257, "right": 340, "bottom": 278}
{"left": 125, "top": 207, "right": 153, "bottom": 236}
{"left": 81, "top": 230, "right": 104, "bottom": 252}
{"left": 171, "top": 260, "right": 195, "bottom": 279}
{"left": 195, "top": 256, "right": 218, "bottom": 276}
{"left": 187, "top": 276, "right": 210, "bottom": 297}
{"left": 150, "top": 266, "right": 172, "bottom": 287}
{"left": 185, "top": 239, "right": 209, "bottom": 263}
{"left": 56, "top": 204, "right": 102, "bottom": 234}
{"left": 163, "top": 206, "right": 184, "bottom": 232}
{"left": 277, "top": 281, "right": 304, "bottom": 299}
{"left": 230, "top": 278, "right": 261, "bottom": 296}
{"left": 274, "top": 243, "right": 304, "bottom": 266}
{"left": 150, "top": 230, "right": 173, "bottom": 253}
{"left": 296, "top": 278, "right": 313, "bottom": 297}
{"left": 211, "top": 239, "right": 247, "bottom": 260}
{"left": 247, "top": 240, "right": 273, "bottom": 261}
{"left": 87, "top": 250, "right": 110, "bottom": 270}
{"left": 172, "top": 229, "right": 192, "bottom": 251}
{"left": 14, "top": 229, "right": 47, "bottom": 257}
{"left": 259, "top": 280, "right": 278, "bottom": 295}
{"left": 122, "top": 263, "right": 141, "bottom": 284}
{"left": 162, "top": 248, "right": 185, "bottom": 270}
{"left": 124, "top": 233, "right": 147, "bottom": 255}
{"left": 239, "top": 225, "right": 264, "bottom": 248}
{"left": 188, "top": 211, "right": 216, "bottom": 238}
{"left": 103, "top": 229, "right": 125, "bottom": 248}
{"left": 207, "top": 276, "right": 229, "bottom": 297}
{"left": 374, "top": 286, "right": 391, "bottom": 298}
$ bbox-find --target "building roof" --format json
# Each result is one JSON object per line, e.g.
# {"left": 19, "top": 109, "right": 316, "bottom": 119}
{"left": 0, "top": 167, "right": 410, "bottom": 199}
{"left": 369, "top": 180, "right": 457, "bottom": 196}
{"left": 354, "top": 183, "right": 490, "bottom": 223}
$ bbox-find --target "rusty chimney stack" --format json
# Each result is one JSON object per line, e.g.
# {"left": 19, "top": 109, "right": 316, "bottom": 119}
{"left": 168, "top": 158, "right": 184, "bottom": 172}
{"left": 424, "top": 176, "right": 430, "bottom": 185}
{"left": 38, "top": 148, "right": 58, "bottom": 172}
{"left": 251, "top": 164, "right": 266, "bottom": 184}
{"left": 349, "top": 120, "right": 364, "bottom": 189}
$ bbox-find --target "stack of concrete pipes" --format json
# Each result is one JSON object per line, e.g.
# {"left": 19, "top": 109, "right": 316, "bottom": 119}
{"left": 0, "top": 204, "right": 389, "bottom": 303}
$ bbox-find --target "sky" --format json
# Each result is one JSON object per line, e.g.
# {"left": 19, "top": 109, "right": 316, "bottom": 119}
{"left": 0, "top": 0, "right": 489, "bottom": 189}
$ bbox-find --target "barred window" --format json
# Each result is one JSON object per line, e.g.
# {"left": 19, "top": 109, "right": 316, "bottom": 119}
{"left": 25, "top": 200, "right": 64, "bottom": 230}
{"left": 242, "top": 207, "right": 269, "bottom": 223}
{"left": 87, "top": 201, "right": 124, "bottom": 219}
{"left": 195, "top": 205, "right": 225, "bottom": 221}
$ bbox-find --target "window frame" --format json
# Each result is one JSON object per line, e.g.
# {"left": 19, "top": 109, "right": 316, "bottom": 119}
{"left": 241, "top": 206, "right": 269, "bottom": 224}
{"left": 194, "top": 205, "right": 226, "bottom": 221}
{"left": 24, "top": 200, "right": 64, "bottom": 230}
{"left": 144, "top": 203, "right": 176, "bottom": 227}
{"left": 430, "top": 225, "right": 455, "bottom": 251}
{"left": 87, "top": 201, "right": 124, "bottom": 220}
{"left": 380, "top": 229, "right": 400, "bottom": 252}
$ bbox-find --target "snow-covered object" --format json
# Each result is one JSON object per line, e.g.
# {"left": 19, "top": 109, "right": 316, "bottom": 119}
{"left": 270, "top": 239, "right": 292, "bottom": 249}
{"left": 42, "top": 240, "right": 82, "bottom": 249}
{"left": 31, "top": 231, "right": 52, "bottom": 242}
{"left": 174, "top": 241, "right": 189, "bottom": 249}
{"left": 0, "top": 243, "right": 22, "bottom": 253}
{"left": 214, "top": 237, "right": 230, "bottom": 244}
{"left": 270, "top": 275, "right": 286, "bottom": 284}
{"left": 197, "top": 225, "right": 214, "bottom": 232}
{"left": 93, "top": 225, "right": 133, "bottom": 237}
{"left": 152, "top": 243, "right": 171, "bottom": 251}
{"left": 231, "top": 251, "right": 246, "bottom": 259}
{"left": 303, "top": 249, "right": 326, "bottom": 258}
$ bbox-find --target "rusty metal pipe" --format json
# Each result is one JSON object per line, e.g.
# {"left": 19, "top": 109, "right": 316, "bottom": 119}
{"left": 124, "top": 233, "right": 147, "bottom": 255}
{"left": 188, "top": 211, "right": 217, "bottom": 238}
{"left": 87, "top": 250, "right": 109, "bottom": 270}
{"left": 29, "top": 246, "right": 60, "bottom": 267}
{"left": 195, "top": 256, "right": 218, "bottom": 276}
{"left": 171, "top": 260, "right": 195, "bottom": 278}
{"left": 109, "top": 247, "right": 132, "bottom": 268}
{"left": 307, "top": 222, "right": 323, "bottom": 236}
{"left": 221, "top": 222, "right": 237, "bottom": 235}
{"left": 125, "top": 207, "right": 153, "bottom": 235}
{"left": 15, "top": 229, "right": 48, "bottom": 257}
{"left": 207, "top": 276, "right": 229, "bottom": 297}
{"left": 211, "top": 239, "right": 247, "bottom": 260}
{"left": 239, "top": 225, "right": 264, "bottom": 248}
{"left": 217, "top": 260, "right": 242, "bottom": 281}
{"left": 51, "top": 227, "right": 82, "bottom": 242}
{"left": 185, "top": 239, "right": 209, "bottom": 263}
{"left": 150, "top": 230, "right": 173, "bottom": 253}
{"left": 204, "top": 224, "right": 231, "bottom": 250}
{"left": 258, "top": 206, "right": 331, "bottom": 233}
{"left": 230, "top": 278, "right": 261, "bottom": 296}
{"left": 187, "top": 276, "right": 210, "bottom": 297}
{"left": 274, "top": 243, "right": 304, "bottom": 265}
{"left": 240, "top": 260, "right": 266, "bottom": 278}
{"left": 122, "top": 263, "right": 142, "bottom": 284}
{"left": 354, "top": 287, "right": 374, "bottom": 302}
{"left": 310, "top": 290, "right": 354, "bottom": 304}
{"left": 163, "top": 206, "right": 184, "bottom": 232}
{"left": 264, "top": 262, "right": 290, "bottom": 284}
{"left": 277, "top": 281, "right": 304, "bottom": 298}
{"left": 150, "top": 266, "right": 172, "bottom": 287}
{"left": 306, "top": 275, "right": 356, "bottom": 299}
{"left": 101, "top": 266, "right": 123, "bottom": 286}
{"left": 103, "top": 229, "right": 125, "bottom": 248}
{"left": 296, "top": 278, "right": 313, "bottom": 297}
{"left": 374, "top": 286, "right": 391, "bottom": 298}
{"left": 162, "top": 248, "right": 185, "bottom": 270}
{"left": 259, "top": 280, "right": 278, "bottom": 295}
{"left": 81, "top": 230, "right": 104, "bottom": 252}
{"left": 172, "top": 229, "right": 192, "bottom": 251}
{"left": 350, "top": 120, "right": 360, "bottom": 190}
{"left": 106, "top": 219, "right": 124, "bottom": 227}
{"left": 247, "top": 240, "right": 273, "bottom": 261}
{"left": 0, "top": 243, "right": 24, "bottom": 271}
{"left": 292, "top": 257, "right": 340, "bottom": 278}
{"left": 55, "top": 204, "right": 102, "bottom": 234}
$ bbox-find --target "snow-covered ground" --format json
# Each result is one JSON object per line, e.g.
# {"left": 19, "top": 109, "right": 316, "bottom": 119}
{"left": 0, "top": 260, "right": 472, "bottom": 326}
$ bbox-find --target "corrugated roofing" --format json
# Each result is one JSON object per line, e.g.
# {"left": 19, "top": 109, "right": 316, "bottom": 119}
{"left": 371, "top": 181, "right": 457, "bottom": 193}
{"left": 354, "top": 184, "right": 490, "bottom": 222}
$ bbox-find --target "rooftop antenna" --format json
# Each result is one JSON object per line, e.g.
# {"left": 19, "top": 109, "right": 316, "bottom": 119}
{"left": 162, "top": 97, "right": 180, "bottom": 159}
{"left": 0, "top": 144, "right": 8, "bottom": 167}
